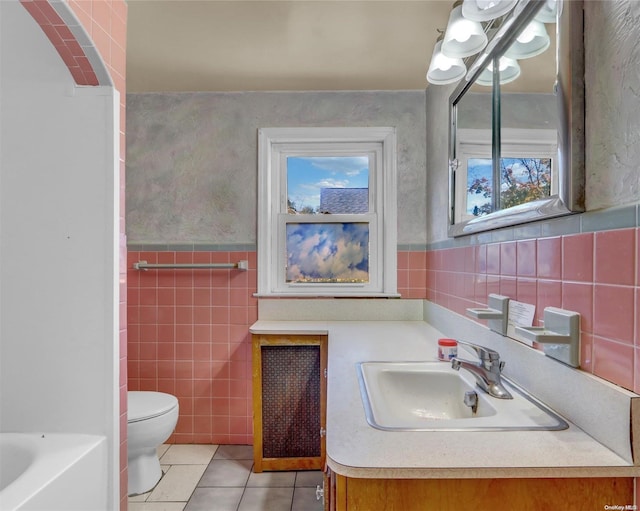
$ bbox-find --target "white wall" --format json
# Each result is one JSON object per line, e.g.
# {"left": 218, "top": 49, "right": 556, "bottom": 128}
{"left": 0, "top": 1, "right": 119, "bottom": 507}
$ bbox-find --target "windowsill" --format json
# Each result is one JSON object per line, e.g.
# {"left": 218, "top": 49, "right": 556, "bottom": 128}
{"left": 253, "top": 292, "right": 402, "bottom": 298}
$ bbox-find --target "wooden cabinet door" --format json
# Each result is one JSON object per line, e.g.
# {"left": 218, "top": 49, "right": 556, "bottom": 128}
{"left": 252, "top": 334, "right": 327, "bottom": 472}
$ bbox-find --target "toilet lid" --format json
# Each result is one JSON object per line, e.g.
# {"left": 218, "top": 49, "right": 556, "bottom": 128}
{"left": 128, "top": 391, "right": 179, "bottom": 423}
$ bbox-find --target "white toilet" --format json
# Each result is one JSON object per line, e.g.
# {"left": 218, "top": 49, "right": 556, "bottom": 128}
{"left": 127, "top": 391, "right": 179, "bottom": 495}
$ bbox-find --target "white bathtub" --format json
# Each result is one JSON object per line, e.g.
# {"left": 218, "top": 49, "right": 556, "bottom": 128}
{"left": 0, "top": 433, "right": 107, "bottom": 511}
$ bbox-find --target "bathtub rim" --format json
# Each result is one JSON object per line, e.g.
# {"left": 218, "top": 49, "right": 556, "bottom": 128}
{"left": 0, "top": 433, "right": 107, "bottom": 511}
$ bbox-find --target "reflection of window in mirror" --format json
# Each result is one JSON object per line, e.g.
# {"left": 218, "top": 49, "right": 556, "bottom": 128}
{"left": 468, "top": 156, "right": 552, "bottom": 217}
{"left": 455, "top": 128, "right": 557, "bottom": 223}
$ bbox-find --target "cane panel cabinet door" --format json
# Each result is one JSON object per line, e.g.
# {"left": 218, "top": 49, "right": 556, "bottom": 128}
{"left": 252, "top": 333, "right": 328, "bottom": 472}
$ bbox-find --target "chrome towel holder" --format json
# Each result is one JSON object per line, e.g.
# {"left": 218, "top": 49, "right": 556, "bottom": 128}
{"left": 133, "top": 260, "right": 248, "bottom": 271}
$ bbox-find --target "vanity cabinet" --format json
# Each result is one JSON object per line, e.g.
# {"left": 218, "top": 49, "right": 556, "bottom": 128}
{"left": 252, "top": 333, "right": 328, "bottom": 472}
{"left": 251, "top": 316, "right": 638, "bottom": 509}
{"left": 323, "top": 467, "right": 341, "bottom": 511}
{"left": 328, "top": 474, "right": 633, "bottom": 511}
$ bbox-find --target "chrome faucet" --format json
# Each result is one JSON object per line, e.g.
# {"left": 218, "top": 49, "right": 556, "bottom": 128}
{"left": 451, "top": 341, "right": 513, "bottom": 399}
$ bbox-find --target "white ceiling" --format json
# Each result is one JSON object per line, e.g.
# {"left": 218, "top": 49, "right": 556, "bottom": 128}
{"left": 126, "top": 0, "right": 453, "bottom": 92}
{"left": 125, "top": 0, "right": 555, "bottom": 93}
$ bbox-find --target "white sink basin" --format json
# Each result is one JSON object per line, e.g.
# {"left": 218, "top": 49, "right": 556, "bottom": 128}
{"left": 356, "top": 361, "right": 568, "bottom": 431}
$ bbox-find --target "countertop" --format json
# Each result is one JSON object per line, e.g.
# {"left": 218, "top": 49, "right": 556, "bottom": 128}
{"left": 250, "top": 319, "right": 639, "bottom": 479}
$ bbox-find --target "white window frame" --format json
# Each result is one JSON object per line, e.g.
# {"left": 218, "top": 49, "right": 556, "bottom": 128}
{"left": 257, "top": 127, "right": 397, "bottom": 297}
{"left": 455, "top": 128, "right": 557, "bottom": 224}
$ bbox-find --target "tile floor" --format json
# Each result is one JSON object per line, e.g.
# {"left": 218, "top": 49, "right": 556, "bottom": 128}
{"left": 128, "top": 444, "right": 324, "bottom": 511}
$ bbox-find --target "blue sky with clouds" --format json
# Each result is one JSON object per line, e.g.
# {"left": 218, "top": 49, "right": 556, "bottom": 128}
{"left": 286, "top": 222, "right": 369, "bottom": 283}
{"left": 287, "top": 156, "right": 369, "bottom": 212}
{"left": 467, "top": 157, "right": 492, "bottom": 214}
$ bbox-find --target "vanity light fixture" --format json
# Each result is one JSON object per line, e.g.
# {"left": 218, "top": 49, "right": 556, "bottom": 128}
{"left": 461, "top": 0, "right": 518, "bottom": 22}
{"left": 475, "top": 56, "right": 521, "bottom": 86}
{"left": 504, "top": 19, "right": 550, "bottom": 59}
{"left": 441, "top": 1, "right": 488, "bottom": 59}
{"left": 426, "top": 34, "right": 467, "bottom": 85}
{"left": 534, "top": 0, "right": 558, "bottom": 23}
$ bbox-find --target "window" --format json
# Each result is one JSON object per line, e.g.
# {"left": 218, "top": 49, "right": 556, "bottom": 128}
{"left": 454, "top": 128, "right": 557, "bottom": 224}
{"left": 257, "top": 127, "right": 397, "bottom": 297}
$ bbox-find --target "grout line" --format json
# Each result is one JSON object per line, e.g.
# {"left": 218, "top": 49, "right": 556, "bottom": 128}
{"left": 236, "top": 483, "right": 247, "bottom": 511}
{"left": 130, "top": 448, "right": 324, "bottom": 509}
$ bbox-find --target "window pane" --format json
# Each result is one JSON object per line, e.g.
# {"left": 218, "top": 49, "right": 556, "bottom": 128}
{"left": 285, "top": 222, "right": 369, "bottom": 283}
{"left": 287, "top": 156, "right": 369, "bottom": 214}
{"left": 500, "top": 157, "right": 551, "bottom": 209}
{"left": 467, "top": 157, "right": 552, "bottom": 217}
{"left": 467, "top": 157, "right": 493, "bottom": 216}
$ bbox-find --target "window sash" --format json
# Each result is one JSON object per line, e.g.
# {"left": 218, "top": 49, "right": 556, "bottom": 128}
{"left": 277, "top": 144, "right": 381, "bottom": 215}
{"left": 274, "top": 214, "right": 379, "bottom": 294}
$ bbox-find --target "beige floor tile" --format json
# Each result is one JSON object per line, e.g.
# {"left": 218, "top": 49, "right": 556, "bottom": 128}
{"left": 237, "top": 487, "right": 294, "bottom": 511}
{"left": 185, "top": 487, "right": 245, "bottom": 511}
{"left": 157, "top": 444, "right": 171, "bottom": 458}
{"left": 292, "top": 487, "right": 324, "bottom": 511}
{"left": 295, "top": 471, "right": 323, "bottom": 487}
{"left": 161, "top": 444, "right": 219, "bottom": 465}
{"left": 129, "top": 503, "right": 186, "bottom": 511}
{"left": 246, "top": 470, "right": 296, "bottom": 488}
{"left": 139, "top": 445, "right": 322, "bottom": 511}
{"left": 212, "top": 444, "right": 253, "bottom": 460}
{"left": 148, "top": 465, "right": 208, "bottom": 502}
{"left": 129, "top": 491, "right": 150, "bottom": 502}
{"left": 198, "top": 459, "right": 253, "bottom": 487}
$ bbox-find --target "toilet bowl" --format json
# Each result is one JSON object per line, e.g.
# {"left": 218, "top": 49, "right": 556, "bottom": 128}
{"left": 127, "top": 391, "right": 179, "bottom": 495}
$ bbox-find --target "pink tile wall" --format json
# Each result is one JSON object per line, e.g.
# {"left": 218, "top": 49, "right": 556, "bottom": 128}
{"left": 426, "top": 228, "right": 640, "bottom": 393}
{"left": 127, "top": 251, "right": 258, "bottom": 445}
{"left": 398, "top": 251, "right": 429, "bottom": 299}
{"left": 22, "top": 1, "right": 129, "bottom": 507}
{"left": 127, "top": 249, "right": 427, "bottom": 445}
{"left": 20, "top": 0, "right": 99, "bottom": 85}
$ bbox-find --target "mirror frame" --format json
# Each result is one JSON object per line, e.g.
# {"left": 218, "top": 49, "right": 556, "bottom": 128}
{"left": 448, "top": 0, "right": 584, "bottom": 237}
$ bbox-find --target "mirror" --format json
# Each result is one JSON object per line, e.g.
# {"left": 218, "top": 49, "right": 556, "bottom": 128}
{"left": 448, "top": 0, "right": 584, "bottom": 237}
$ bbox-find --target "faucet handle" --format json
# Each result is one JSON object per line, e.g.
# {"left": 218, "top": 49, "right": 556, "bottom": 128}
{"left": 456, "top": 340, "right": 500, "bottom": 362}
